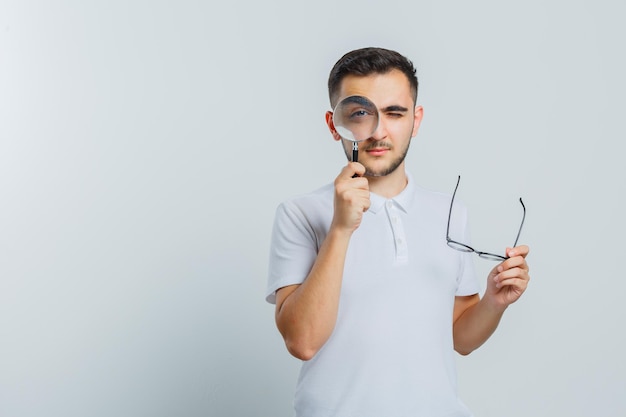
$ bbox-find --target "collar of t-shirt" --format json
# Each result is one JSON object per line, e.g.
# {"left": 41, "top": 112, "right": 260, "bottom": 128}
{"left": 367, "top": 172, "right": 417, "bottom": 215}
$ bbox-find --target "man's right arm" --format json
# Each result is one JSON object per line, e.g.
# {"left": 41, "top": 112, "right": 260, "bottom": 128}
{"left": 274, "top": 163, "right": 369, "bottom": 361}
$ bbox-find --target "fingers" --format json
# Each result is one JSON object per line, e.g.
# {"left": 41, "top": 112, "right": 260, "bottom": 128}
{"left": 485, "top": 245, "right": 530, "bottom": 307}
{"left": 498, "top": 245, "right": 530, "bottom": 273}
{"left": 493, "top": 267, "right": 529, "bottom": 290}
{"left": 494, "top": 256, "right": 529, "bottom": 289}
{"left": 502, "top": 253, "right": 528, "bottom": 271}
{"left": 338, "top": 162, "right": 366, "bottom": 180}
{"left": 334, "top": 184, "right": 370, "bottom": 212}
{"left": 335, "top": 163, "right": 369, "bottom": 201}
{"left": 493, "top": 246, "right": 530, "bottom": 290}
{"left": 506, "top": 245, "right": 529, "bottom": 259}
{"left": 332, "top": 163, "right": 371, "bottom": 233}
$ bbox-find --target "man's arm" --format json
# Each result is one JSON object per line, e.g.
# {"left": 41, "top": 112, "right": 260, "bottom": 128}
{"left": 452, "top": 245, "right": 530, "bottom": 355}
{"left": 275, "top": 163, "right": 370, "bottom": 361}
{"left": 275, "top": 228, "right": 351, "bottom": 361}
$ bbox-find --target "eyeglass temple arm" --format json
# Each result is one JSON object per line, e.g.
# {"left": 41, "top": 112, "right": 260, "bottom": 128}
{"left": 512, "top": 198, "right": 526, "bottom": 248}
{"left": 446, "top": 176, "right": 461, "bottom": 239}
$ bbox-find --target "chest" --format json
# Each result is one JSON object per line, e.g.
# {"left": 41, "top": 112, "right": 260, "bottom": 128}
{"left": 340, "top": 207, "right": 460, "bottom": 305}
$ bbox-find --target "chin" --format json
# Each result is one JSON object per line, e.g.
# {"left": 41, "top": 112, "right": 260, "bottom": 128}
{"left": 364, "top": 162, "right": 401, "bottom": 177}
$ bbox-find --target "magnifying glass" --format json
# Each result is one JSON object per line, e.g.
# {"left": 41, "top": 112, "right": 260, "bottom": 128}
{"left": 332, "top": 95, "right": 379, "bottom": 163}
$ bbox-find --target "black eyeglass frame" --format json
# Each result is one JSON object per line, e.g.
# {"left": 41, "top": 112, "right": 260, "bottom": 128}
{"left": 446, "top": 175, "right": 526, "bottom": 261}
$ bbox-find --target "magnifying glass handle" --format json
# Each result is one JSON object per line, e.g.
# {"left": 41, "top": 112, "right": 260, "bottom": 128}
{"left": 351, "top": 142, "right": 359, "bottom": 178}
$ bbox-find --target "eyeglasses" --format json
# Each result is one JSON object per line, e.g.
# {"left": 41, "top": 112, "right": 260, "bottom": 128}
{"left": 446, "top": 175, "right": 526, "bottom": 261}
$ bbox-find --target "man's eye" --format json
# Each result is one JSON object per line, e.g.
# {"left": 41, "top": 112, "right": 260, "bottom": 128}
{"left": 350, "top": 110, "right": 369, "bottom": 118}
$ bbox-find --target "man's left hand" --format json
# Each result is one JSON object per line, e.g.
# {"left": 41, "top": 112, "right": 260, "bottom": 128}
{"left": 485, "top": 245, "right": 530, "bottom": 310}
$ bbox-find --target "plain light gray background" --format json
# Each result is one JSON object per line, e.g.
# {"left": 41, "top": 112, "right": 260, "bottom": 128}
{"left": 1, "top": 1, "right": 624, "bottom": 416}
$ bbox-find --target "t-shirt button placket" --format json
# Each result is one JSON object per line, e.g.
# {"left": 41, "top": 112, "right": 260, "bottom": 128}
{"left": 386, "top": 200, "right": 408, "bottom": 263}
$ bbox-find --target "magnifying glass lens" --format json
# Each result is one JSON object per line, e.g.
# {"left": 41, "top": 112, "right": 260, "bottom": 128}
{"left": 333, "top": 96, "right": 379, "bottom": 142}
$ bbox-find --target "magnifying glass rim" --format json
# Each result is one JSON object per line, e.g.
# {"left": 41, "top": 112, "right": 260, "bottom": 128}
{"left": 332, "top": 94, "right": 379, "bottom": 143}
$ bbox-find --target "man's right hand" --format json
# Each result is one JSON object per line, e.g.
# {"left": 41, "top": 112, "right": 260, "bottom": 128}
{"left": 331, "top": 162, "right": 371, "bottom": 234}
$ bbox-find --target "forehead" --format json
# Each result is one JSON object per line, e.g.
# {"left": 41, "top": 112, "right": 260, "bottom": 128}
{"left": 336, "top": 69, "right": 413, "bottom": 108}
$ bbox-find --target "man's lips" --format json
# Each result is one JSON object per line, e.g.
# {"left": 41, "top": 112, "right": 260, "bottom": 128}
{"left": 365, "top": 148, "right": 390, "bottom": 156}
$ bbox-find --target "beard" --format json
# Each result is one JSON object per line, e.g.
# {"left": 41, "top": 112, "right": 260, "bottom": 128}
{"left": 342, "top": 138, "right": 411, "bottom": 177}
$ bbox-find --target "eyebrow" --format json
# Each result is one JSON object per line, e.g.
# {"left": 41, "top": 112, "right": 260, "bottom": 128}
{"left": 380, "top": 105, "right": 409, "bottom": 113}
{"left": 342, "top": 96, "right": 373, "bottom": 106}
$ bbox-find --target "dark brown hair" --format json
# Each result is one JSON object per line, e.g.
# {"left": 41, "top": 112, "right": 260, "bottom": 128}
{"left": 328, "top": 47, "right": 419, "bottom": 107}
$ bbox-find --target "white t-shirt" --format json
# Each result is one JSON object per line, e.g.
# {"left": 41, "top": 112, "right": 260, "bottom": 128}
{"left": 267, "top": 174, "right": 480, "bottom": 417}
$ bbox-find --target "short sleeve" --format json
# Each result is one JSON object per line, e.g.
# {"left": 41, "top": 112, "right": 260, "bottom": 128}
{"left": 265, "top": 200, "right": 320, "bottom": 304}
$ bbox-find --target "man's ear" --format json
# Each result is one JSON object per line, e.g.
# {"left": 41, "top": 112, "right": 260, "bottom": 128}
{"left": 411, "top": 105, "right": 424, "bottom": 138}
{"left": 325, "top": 111, "right": 342, "bottom": 141}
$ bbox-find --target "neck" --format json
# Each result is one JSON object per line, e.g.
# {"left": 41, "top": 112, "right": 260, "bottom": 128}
{"left": 366, "top": 165, "right": 408, "bottom": 198}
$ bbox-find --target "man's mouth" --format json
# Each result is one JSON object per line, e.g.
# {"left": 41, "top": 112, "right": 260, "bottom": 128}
{"left": 365, "top": 147, "right": 390, "bottom": 157}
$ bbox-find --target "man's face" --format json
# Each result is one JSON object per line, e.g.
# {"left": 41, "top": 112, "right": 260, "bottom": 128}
{"left": 327, "top": 69, "right": 423, "bottom": 177}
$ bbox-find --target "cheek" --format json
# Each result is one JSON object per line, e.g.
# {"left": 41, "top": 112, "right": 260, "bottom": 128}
{"left": 390, "top": 119, "right": 416, "bottom": 138}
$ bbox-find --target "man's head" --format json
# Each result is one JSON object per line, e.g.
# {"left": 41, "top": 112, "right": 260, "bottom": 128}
{"left": 325, "top": 48, "right": 423, "bottom": 178}
{"left": 328, "top": 47, "right": 419, "bottom": 109}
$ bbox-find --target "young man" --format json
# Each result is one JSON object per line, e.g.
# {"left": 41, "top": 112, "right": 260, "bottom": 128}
{"left": 266, "top": 47, "right": 530, "bottom": 417}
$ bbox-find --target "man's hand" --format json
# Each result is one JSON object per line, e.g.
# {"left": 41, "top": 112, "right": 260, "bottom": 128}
{"left": 485, "top": 245, "right": 530, "bottom": 310}
{"left": 331, "top": 162, "right": 370, "bottom": 234}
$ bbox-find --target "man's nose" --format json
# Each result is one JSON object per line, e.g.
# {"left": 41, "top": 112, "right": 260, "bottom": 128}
{"left": 370, "top": 118, "right": 387, "bottom": 140}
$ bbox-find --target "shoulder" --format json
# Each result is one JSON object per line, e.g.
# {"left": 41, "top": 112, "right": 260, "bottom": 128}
{"left": 277, "top": 183, "right": 334, "bottom": 216}
{"left": 403, "top": 172, "right": 467, "bottom": 211}
{"left": 415, "top": 185, "right": 451, "bottom": 203}
{"left": 402, "top": 175, "right": 469, "bottom": 225}
{"left": 412, "top": 182, "right": 463, "bottom": 212}
{"left": 272, "top": 183, "right": 334, "bottom": 232}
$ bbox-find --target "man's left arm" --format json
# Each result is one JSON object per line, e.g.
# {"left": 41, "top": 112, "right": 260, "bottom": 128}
{"left": 452, "top": 245, "right": 530, "bottom": 355}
